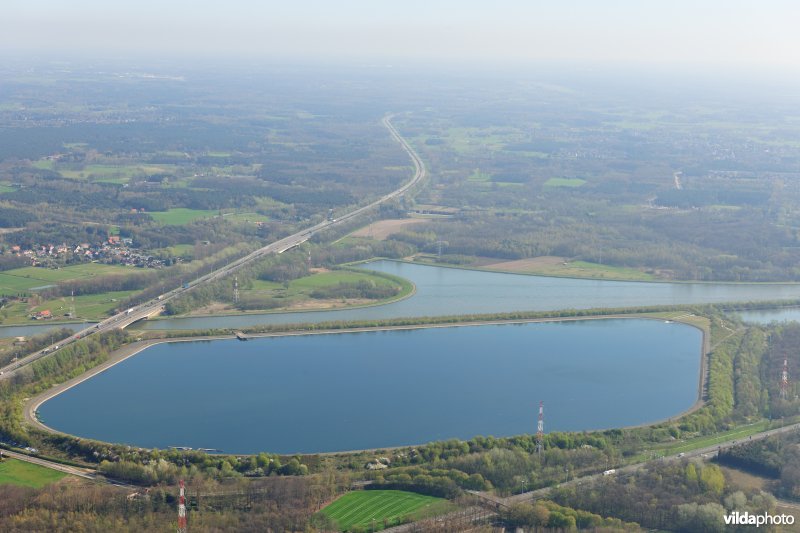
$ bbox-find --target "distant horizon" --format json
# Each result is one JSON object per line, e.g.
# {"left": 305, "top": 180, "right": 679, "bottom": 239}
{"left": 4, "top": 1, "right": 800, "bottom": 75}
{"left": 3, "top": 52, "right": 800, "bottom": 101}
{"left": 3, "top": 51, "right": 800, "bottom": 78}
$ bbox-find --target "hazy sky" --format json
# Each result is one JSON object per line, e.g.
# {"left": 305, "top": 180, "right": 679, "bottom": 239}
{"left": 4, "top": 0, "right": 800, "bottom": 70}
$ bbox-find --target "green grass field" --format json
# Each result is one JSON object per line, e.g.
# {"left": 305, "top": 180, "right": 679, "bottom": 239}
{"left": 467, "top": 169, "right": 492, "bottom": 182}
{"left": 222, "top": 212, "right": 270, "bottom": 224}
{"left": 321, "top": 490, "right": 450, "bottom": 531}
{"left": 29, "top": 290, "right": 138, "bottom": 322}
{"left": 0, "top": 273, "right": 51, "bottom": 293}
{"left": 58, "top": 163, "right": 175, "bottom": 184}
{"left": 236, "top": 269, "right": 413, "bottom": 313}
{"left": 249, "top": 270, "right": 407, "bottom": 297}
{"left": 544, "top": 177, "right": 587, "bottom": 188}
{"left": 0, "top": 263, "right": 134, "bottom": 295}
{"left": 8, "top": 263, "right": 132, "bottom": 283}
{"left": 0, "top": 458, "right": 66, "bottom": 488}
{"left": 292, "top": 271, "right": 397, "bottom": 290}
{"left": 542, "top": 260, "right": 655, "bottom": 281}
{"left": 153, "top": 243, "right": 196, "bottom": 258}
{"left": 665, "top": 421, "right": 772, "bottom": 455}
{"left": 629, "top": 420, "right": 775, "bottom": 464}
{"left": 150, "top": 208, "right": 218, "bottom": 225}
{"left": 415, "top": 256, "right": 656, "bottom": 282}
{"left": 0, "top": 263, "right": 136, "bottom": 316}
{"left": 31, "top": 159, "right": 55, "bottom": 171}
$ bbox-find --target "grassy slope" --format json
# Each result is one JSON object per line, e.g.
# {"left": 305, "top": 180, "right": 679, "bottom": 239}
{"left": 518, "top": 260, "right": 655, "bottom": 281}
{"left": 0, "top": 458, "right": 66, "bottom": 488}
{"left": 414, "top": 256, "right": 656, "bottom": 282}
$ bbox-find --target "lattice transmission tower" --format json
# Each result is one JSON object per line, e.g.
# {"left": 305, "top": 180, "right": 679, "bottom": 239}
{"left": 780, "top": 357, "right": 790, "bottom": 400}
{"left": 535, "top": 401, "right": 544, "bottom": 455}
{"left": 177, "top": 479, "right": 187, "bottom": 533}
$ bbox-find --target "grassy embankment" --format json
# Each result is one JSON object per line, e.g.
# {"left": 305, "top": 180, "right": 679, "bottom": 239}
{"left": 0, "top": 458, "right": 66, "bottom": 488}
{"left": 413, "top": 255, "right": 658, "bottom": 281}
{"left": 626, "top": 420, "right": 778, "bottom": 464}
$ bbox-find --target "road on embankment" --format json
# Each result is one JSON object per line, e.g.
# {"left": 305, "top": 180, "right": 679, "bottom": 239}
{"left": 0, "top": 447, "right": 96, "bottom": 482}
{"left": 497, "top": 420, "right": 800, "bottom": 509}
{"left": 0, "top": 114, "right": 426, "bottom": 382}
{"left": 384, "top": 419, "right": 800, "bottom": 532}
{"left": 0, "top": 445, "right": 142, "bottom": 490}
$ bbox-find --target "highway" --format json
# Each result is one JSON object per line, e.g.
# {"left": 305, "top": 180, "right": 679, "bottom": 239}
{"left": 0, "top": 446, "right": 141, "bottom": 489}
{"left": 0, "top": 114, "right": 426, "bottom": 382}
{"left": 383, "top": 421, "right": 800, "bottom": 531}
{"left": 489, "top": 420, "right": 800, "bottom": 509}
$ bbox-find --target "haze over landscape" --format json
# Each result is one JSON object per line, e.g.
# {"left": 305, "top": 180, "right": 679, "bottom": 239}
{"left": 1, "top": 2, "right": 800, "bottom": 532}
{"left": 4, "top": 0, "right": 800, "bottom": 70}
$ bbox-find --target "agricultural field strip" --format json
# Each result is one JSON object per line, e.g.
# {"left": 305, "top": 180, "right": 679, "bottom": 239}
{"left": 0, "top": 271, "right": 66, "bottom": 284}
{"left": 1, "top": 264, "right": 130, "bottom": 283}
{"left": 0, "top": 275, "right": 51, "bottom": 291}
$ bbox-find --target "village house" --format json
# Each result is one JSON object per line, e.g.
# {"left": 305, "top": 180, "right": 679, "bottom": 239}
{"left": 32, "top": 309, "right": 52, "bottom": 320}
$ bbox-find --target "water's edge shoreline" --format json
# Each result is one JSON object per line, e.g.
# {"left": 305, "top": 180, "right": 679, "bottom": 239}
{"left": 25, "top": 314, "right": 707, "bottom": 456}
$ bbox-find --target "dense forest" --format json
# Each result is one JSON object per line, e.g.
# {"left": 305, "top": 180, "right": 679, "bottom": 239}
{"left": 551, "top": 460, "right": 775, "bottom": 532}
{"left": 718, "top": 431, "right": 800, "bottom": 500}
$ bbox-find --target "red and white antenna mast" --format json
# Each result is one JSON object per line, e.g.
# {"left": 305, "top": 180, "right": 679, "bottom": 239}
{"left": 177, "top": 479, "right": 187, "bottom": 533}
{"left": 780, "top": 358, "right": 790, "bottom": 400}
{"left": 535, "top": 401, "right": 544, "bottom": 455}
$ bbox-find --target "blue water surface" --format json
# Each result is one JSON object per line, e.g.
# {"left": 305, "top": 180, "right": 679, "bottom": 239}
{"left": 39, "top": 319, "right": 701, "bottom": 454}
